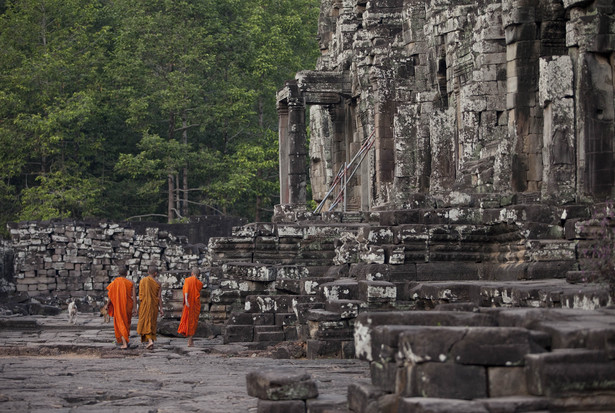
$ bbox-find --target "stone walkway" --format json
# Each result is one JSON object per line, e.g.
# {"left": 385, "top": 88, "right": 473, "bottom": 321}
{"left": 0, "top": 314, "right": 369, "bottom": 412}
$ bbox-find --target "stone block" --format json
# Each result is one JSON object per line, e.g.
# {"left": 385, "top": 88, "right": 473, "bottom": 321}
{"left": 301, "top": 277, "right": 336, "bottom": 295}
{"left": 354, "top": 311, "right": 497, "bottom": 361}
{"left": 407, "top": 363, "right": 488, "bottom": 399}
{"left": 525, "top": 349, "right": 615, "bottom": 397}
{"left": 415, "top": 262, "right": 481, "bottom": 281}
{"left": 276, "top": 278, "right": 302, "bottom": 294}
{"left": 358, "top": 280, "right": 396, "bottom": 303}
{"left": 370, "top": 360, "right": 398, "bottom": 393}
{"left": 347, "top": 381, "right": 385, "bottom": 413}
{"left": 306, "top": 309, "right": 342, "bottom": 322}
{"left": 306, "top": 339, "right": 342, "bottom": 359}
{"left": 397, "top": 398, "right": 488, "bottom": 413}
{"left": 254, "top": 328, "right": 285, "bottom": 343}
{"left": 246, "top": 369, "right": 318, "bottom": 401}
{"left": 325, "top": 299, "right": 363, "bottom": 319}
{"left": 223, "top": 263, "right": 277, "bottom": 282}
{"left": 488, "top": 367, "right": 529, "bottom": 397}
{"left": 308, "top": 319, "right": 352, "bottom": 340}
{"left": 483, "top": 396, "right": 552, "bottom": 412}
{"left": 319, "top": 279, "right": 359, "bottom": 301}
{"left": 276, "top": 312, "right": 297, "bottom": 326}
{"left": 450, "top": 327, "right": 537, "bottom": 366}
{"left": 305, "top": 394, "right": 346, "bottom": 413}
{"left": 350, "top": 263, "right": 391, "bottom": 281}
{"left": 223, "top": 325, "right": 253, "bottom": 343}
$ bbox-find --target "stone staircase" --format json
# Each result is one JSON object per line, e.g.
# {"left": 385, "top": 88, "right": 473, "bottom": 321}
{"left": 202, "top": 203, "right": 611, "bottom": 360}
{"left": 349, "top": 307, "right": 615, "bottom": 412}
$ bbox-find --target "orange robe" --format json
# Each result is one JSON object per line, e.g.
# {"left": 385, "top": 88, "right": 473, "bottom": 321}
{"left": 137, "top": 276, "right": 161, "bottom": 342}
{"left": 178, "top": 276, "right": 203, "bottom": 337}
{"left": 106, "top": 277, "right": 134, "bottom": 344}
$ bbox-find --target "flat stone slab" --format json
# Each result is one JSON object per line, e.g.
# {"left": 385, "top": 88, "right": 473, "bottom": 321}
{"left": 246, "top": 369, "right": 319, "bottom": 400}
{"left": 0, "top": 314, "right": 368, "bottom": 412}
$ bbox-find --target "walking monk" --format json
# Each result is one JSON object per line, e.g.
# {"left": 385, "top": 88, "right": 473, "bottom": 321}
{"left": 177, "top": 269, "right": 204, "bottom": 347}
{"left": 137, "top": 266, "right": 163, "bottom": 350}
{"left": 106, "top": 267, "right": 137, "bottom": 349}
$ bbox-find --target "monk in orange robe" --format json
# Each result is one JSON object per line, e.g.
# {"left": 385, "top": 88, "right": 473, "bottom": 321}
{"left": 137, "top": 266, "right": 163, "bottom": 349}
{"left": 106, "top": 267, "right": 136, "bottom": 349}
{"left": 177, "top": 269, "right": 204, "bottom": 347}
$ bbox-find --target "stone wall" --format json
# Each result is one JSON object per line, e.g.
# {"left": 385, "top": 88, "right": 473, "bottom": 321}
{"left": 278, "top": 0, "right": 615, "bottom": 212}
{"left": 3, "top": 216, "right": 245, "bottom": 315}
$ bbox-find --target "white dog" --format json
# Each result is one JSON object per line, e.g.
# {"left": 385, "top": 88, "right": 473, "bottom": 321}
{"left": 67, "top": 300, "right": 77, "bottom": 324}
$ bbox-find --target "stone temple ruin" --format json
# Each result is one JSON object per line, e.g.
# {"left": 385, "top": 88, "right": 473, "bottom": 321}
{"left": 2, "top": 0, "right": 615, "bottom": 412}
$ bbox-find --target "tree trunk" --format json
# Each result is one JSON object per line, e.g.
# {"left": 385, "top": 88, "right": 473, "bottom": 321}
{"left": 167, "top": 174, "right": 174, "bottom": 223}
{"left": 258, "top": 97, "right": 264, "bottom": 129}
{"left": 175, "top": 173, "right": 181, "bottom": 219}
{"left": 182, "top": 113, "right": 189, "bottom": 218}
{"left": 255, "top": 195, "right": 261, "bottom": 222}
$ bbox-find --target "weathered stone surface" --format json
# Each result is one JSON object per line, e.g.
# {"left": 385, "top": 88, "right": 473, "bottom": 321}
{"left": 397, "top": 397, "right": 489, "bottom": 413}
{"left": 369, "top": 360, "right": 399, "bottom": 393}
{"left": 478, "top": 396, "right": 549, "bottom": 412}
{"left": 246, "top": 369, "right": 319, "bottom": 401}
{"left": 224, "top": 325, "right": 254, "bottom": 343}
{"left": 488, "top": 367, "right": 529, "bottom": 397}
{"left": 525, "top": 349, "right": 615, "bottom": 397}
{"left": 256, "top": 399, "right": 305, "bottom": 413}
{"left": 305, "top": 393, "right": 347, "bottom": 413}
{"left": 406, "top": 363, "right": 488, "bottom": 399}
{"left": 347, "top": 381, "right": 386, "bottom": 413}
{"left": 354, "top": 311, "right": 497, "bottom": 361}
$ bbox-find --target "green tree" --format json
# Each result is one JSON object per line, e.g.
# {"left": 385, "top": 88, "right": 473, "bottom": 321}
{"left": 0, "top": 0, "right": 113, "bottom": 224}
{"left": 109, "top": 0, "right": 222, "bottom": 222}
{"left": 0, "top": 0, "right": 321, "bottom": 227}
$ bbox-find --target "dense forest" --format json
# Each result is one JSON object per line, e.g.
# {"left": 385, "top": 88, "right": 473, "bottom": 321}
{"left": 0, "top": 0, "right": 320, "bottom": 233}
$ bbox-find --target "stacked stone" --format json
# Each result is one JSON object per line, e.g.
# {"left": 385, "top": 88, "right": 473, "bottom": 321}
{"left": 246, "top": 369, "right": 330, "bottom": 413}
{"left": 209, "top": 201, "right": 615, "bottom": 357}
{"left": 350, "top": 307, "right": 615, "bottom": 412}
{"left": 8, "top": 220, "right": 201, "bottom": 308}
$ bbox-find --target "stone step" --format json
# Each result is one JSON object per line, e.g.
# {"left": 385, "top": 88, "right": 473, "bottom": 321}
{"left": 254, "top": 325, "right": 285, "bottom": 342}
{"left": 243, "top": 294, "right": 320, "bottom": 314}
{"left": 324, "top": 299, "right": 365, "bottom": 319}
{"left": 526, "top": 349, "right": 615, "bottom": 397}
{"left": 306, "top": 339, "right": 355, "bottom": 359}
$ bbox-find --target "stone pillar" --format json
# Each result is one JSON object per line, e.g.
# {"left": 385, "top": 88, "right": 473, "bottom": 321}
{"left": 579, "top": 53, "right": 615, "bottom": 198}
{"left": 539, "top": 56, "right": 576, "bottom": 203}
{"left": 503, "top": 0, "right": 542, "bottom": 194}
{"left": 566, "top": 1, "right": 615, "bottom": 199}
{"left": 278, "top": 101, "right": 290, "bottom": 205}
{"left": 287, "top": 82, "right": 307, "bottom": 205}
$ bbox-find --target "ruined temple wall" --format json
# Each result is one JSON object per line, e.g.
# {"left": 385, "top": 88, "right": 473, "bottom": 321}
{"left": 6, "top": 220, "right": 202, "bottom": 303}
{"left": 307, "top": 0, "right": 615, "bottom": 211}
{"left": 3, "top": 217, "right": 244, "bottom": 315}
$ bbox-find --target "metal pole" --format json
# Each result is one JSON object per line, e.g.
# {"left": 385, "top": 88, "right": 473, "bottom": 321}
{"left": 314, "top": 164, "right": 345, "bottom": 213}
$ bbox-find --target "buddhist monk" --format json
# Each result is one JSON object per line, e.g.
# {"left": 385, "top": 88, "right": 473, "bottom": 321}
{"left": 106, "top": 267, "right": 137, "bottom": 349}
{"left": 177, "top": 268, "right": 204, "bottom": 347}
{"left": 137, "top": 265, "right": 163, "bottom": 350}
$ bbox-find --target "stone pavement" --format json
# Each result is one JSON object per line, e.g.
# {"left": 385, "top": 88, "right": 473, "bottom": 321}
{"left": 0, "top": 313, "right": 369, "bottom": 412}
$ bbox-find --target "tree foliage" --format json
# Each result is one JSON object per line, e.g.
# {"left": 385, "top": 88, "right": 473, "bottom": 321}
{"left": 0, "top": 0, "right": 320, "bottom": 229}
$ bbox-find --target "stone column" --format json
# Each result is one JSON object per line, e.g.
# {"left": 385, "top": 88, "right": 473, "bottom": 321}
{"left": 278, "top": 101, "right": 290, "bottom": 205}
{"left": 503, "top": 0, "right": 542, "bottom": 194}
{"left": 539, "top": 56, "right": 576, "bottom": 203}
{"left": 286, "top": 82, "right": 307, "bottom": 205}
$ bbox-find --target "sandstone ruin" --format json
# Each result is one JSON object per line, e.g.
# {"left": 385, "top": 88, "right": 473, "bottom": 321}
{"left": 2, "top": 0, "right": 615, "bottom": 412}
{"left": 279, "top": 0, "right": 615, "bottom": 211}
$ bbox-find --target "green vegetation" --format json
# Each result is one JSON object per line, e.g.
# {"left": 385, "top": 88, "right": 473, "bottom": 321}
{"left": 0, "top": 0, "right": 320, "bottom": 231}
